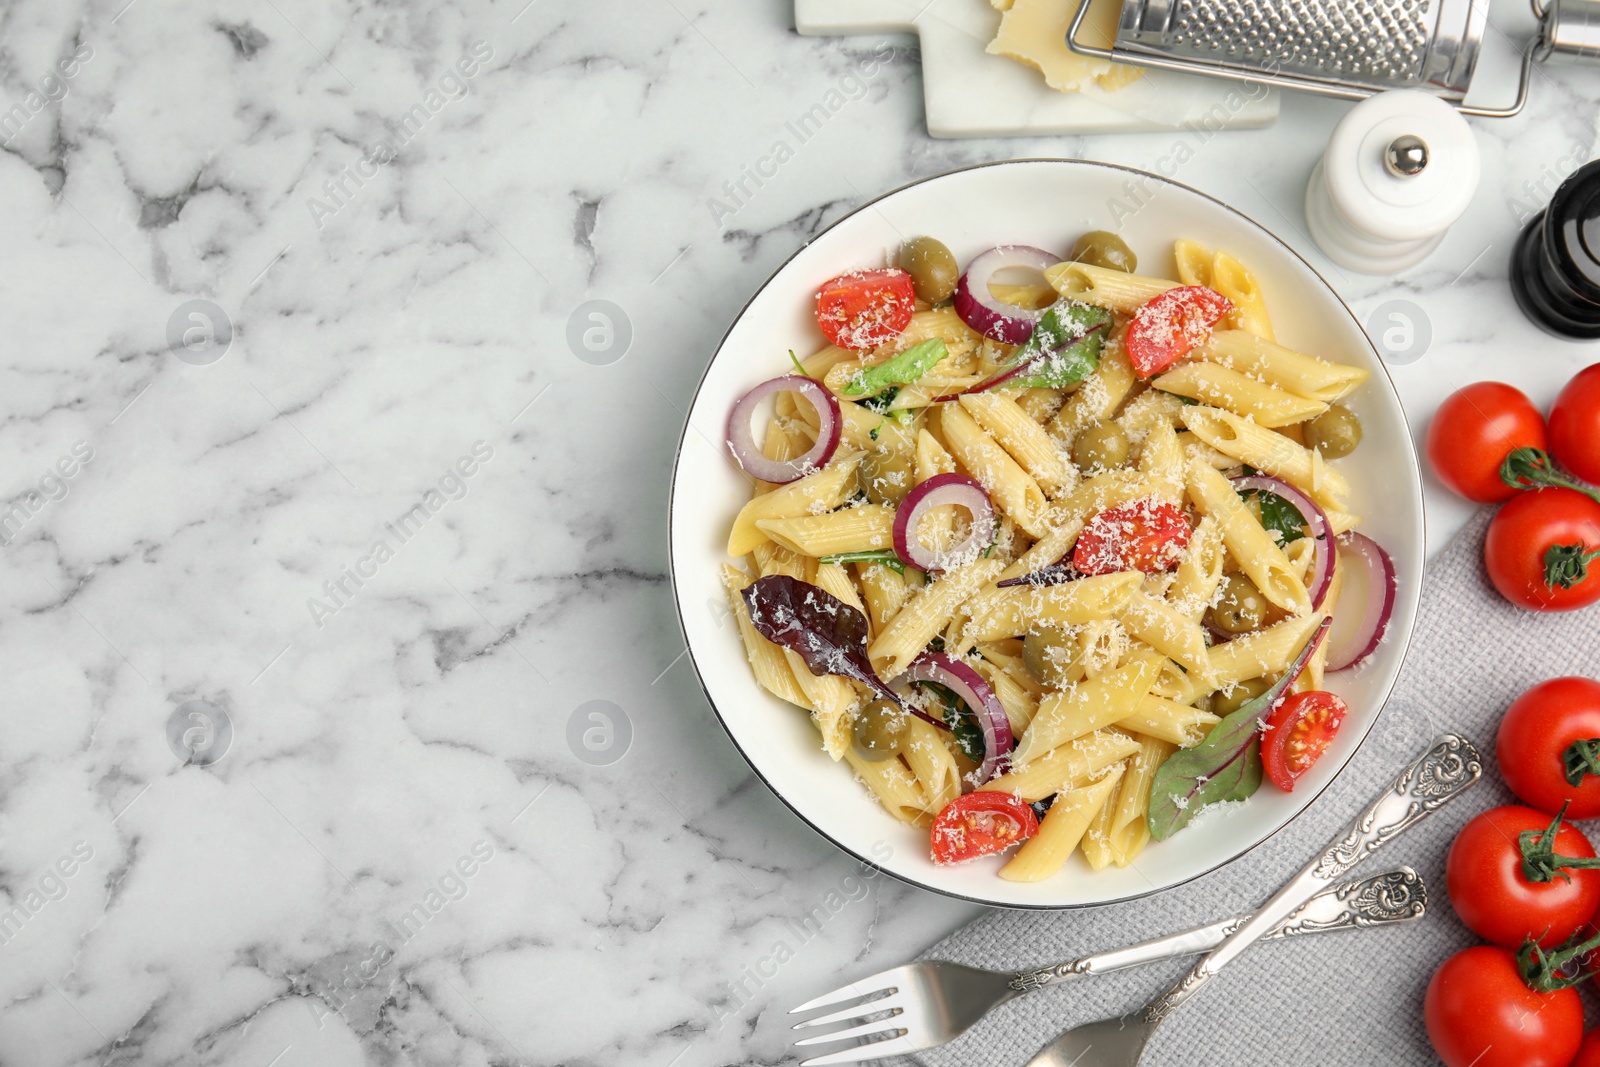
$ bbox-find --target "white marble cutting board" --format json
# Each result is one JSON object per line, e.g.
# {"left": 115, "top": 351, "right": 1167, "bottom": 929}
{"left": 795, "top": 0, "right": 1279, "bottom": 136}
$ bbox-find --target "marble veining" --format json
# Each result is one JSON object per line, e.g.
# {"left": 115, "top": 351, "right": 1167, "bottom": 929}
{"left": 0, "top": 0, "right": 1596, "bottom": 1065}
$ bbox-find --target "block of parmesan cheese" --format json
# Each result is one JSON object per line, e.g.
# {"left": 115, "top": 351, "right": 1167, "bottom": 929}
{"left": 986, "top": 0, "right": 1143, "bottom": 93}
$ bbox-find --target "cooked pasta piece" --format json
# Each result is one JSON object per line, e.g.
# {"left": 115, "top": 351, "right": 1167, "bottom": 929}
{"left": 1116, "top": 590, "right": 1215, "bottom": 686}
{"left": 1138, "top": 421, "right": 1186, "bottom": 506}
{"left": 1210, "top": 252, "right": 1274, "bottom": 341}
{"left": 1105, "top": 737, "right": 1176, "bottom": 866}
{"left": 1168, "top": 516, "right": 1224, "bottom": 621}
{"left": 869, "top": 559, "right": 1006, "bottom": 678}
{"left": 1122, "top": 695, "right": 1219, "bottom": 746}
{"left": 999, "top": 765, "right": 1125, "bottom": 882}
{"left": 1208, "top": 611, "right": 1327, "bottom": 690}
{"left": 959, "top": 393, "right": 1073, "bottom": 495}
{"left": 857, "top": 560, "right": 912, "bottom": 636}
{"left": 722, "top": 565, "right": 808, "bottom": 708}
{"left": 729, "top": 456, "right": 863, "bottom": 556}
{"left": 1012, "top": 657, "right": 1160, "bottom": 765}
{"left": 1186, "top": 458, "right": 1310, "bottom": 615}
{"left": 784, "top": 649, "right": 858, "bottom": 759}
{"left": 1179, "top": 405, "right": 1351, "bottom": 510}
{"left": 1153, "top": 362, "right": 1328, "bottom": 428}
{"left": 979, "top": 729, "right": 1140, "bottom": 802}
{"left": 1050, "top": 346, "right": 1138, "bottom": 442}
{"left": 901, "top": 715, "right": 962, "bottom": 813}
{"left": 940, "top": 402, "right": 1051, "bottom": 537}
{"left": 844, "top": 750, "right": 930, "bottom": 826}
{"left": 973, "top": 656, "right": 1040, "bottom": 734}
{"left": 757, "top": 503, "right": 897, "bottom": 557}
{"left": 1192, "top": 331, "right": 1368, "bottom": 403}
{"left": 1045, "top": 261, "right": 1178, "bottom": 312}
{"left": 965, "top": 571, "right": 1143, "bottom": 643}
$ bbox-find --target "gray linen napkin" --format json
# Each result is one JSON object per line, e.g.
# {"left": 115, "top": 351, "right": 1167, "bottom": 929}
{"left": 911, "top": 508, "right": 1596, "bottom": 1066}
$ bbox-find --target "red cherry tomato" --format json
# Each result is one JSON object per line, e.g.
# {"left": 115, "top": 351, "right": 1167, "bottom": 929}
{"left": 1550, "top": 363, "right": 1600, "bottom": 486}
{"left": 929, "top": 792, "right": 1038, "bottom": 864}
{"left": 1125, "top": 285, "right": 1232, "bottom": 378}
{"left": 1498, "top": 677, "right": 1600, "bottom": 819}
{"left": 1574, "top": 1028, "right": 1600, "bottom": 1067}
{"left": 1261, "top": 691, "right": 1347, "bottom": 792}
{"left": 1071, "top": 498, "right": 1193, "bottom": 575}
{"left": 1426, "top": 382, "right": 1548, "bottom": 503}
{"left": 1484, "top": 487, "right": 1600, "bottom": 611}
{"left": 1446, "top": 805, "right": 1600, "bottom": 948}
{"left": 1424, "top": 946, "right": 1583, "bottom": 1067}
{"left": 814, "top": 269, "right": 915, "bottom": 351}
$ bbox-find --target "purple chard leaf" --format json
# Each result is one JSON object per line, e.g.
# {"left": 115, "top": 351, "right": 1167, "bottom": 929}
{"left": 740, "top": 575, "right": 902, "bottom": 707}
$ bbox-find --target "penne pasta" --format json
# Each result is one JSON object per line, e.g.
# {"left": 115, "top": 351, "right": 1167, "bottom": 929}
{"left": 959, "top": 392, "right": 1073, "bottom": 496}
{"left": 1168, "top": 515, "right": 1224, "bottom": 621}
{"left": 1122, "top": 695, "right": 1219, "bottom": 747}
{"left": 1179, "top": 405, "right": 1351, "bottom": 511}
{"left": 1186, "top": 458, "right": 1310, "bottom": 615}
{"left": 1208, "top": 610, "right": 1326, "bottom": 690}
{"left": 940, "top": 402, "right": 1051, "bottom": 537}
{"left": 869, "top": 559, "right": 1005, "bottom": 679}
{"left": 999, "top": 765, "right": 1125, "bottom": 882}
{"left": 1116, "top": 589, "right": 1216, "bottom": 687}
{"left": 1153, "top": 362, "right": 1328, "bottom": 428}
{"left": 1192, "top": 330, "right": 1369, "bottom": 403}
{"left": 844, "top": 750, "right": 930, "bottom": 826}
{"left": 1045, "top": 261, "right": 1178, "bottom": 313}
{"left": 1106, "top": 737, "right": 1176, "bottom": 866}
{"left": 1050, "top": 345, "right": 1138, "bottom": 443}
{"left": 722, "top": 565, "right": 808, "bottom": 709}
{"left": 757, "top": 503, "right": 897, "bottom": 557}
{"left": 965, "top": 571, "right": 1143, "bottom": 643}
{"left": 901, "top": 715, "right": 962, "bottom": 812}
{"left": 1210, "top": 252, "right": 1274, "bottom": 341}
{"left": 979, "top": 728, "right": 1140, "bottom": 803}
{"left": 1012, "top": 657, "right": 1160, "bottom": 765}
{"left": 729, "top": 456, "right": 863, "bottom": 556}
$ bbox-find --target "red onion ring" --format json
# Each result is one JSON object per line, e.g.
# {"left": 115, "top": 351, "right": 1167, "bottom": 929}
{"left": 893, "top": 473, "right": 996, "bottom": 572}
{"left": 1327, "top": 533, "right": 1397, "bottom": 672}
{"left": 952, "top": 245, "right": 1063, "bottom": 345}
{"left": 898, "top": 652, "right": 1013, "bottom": 784}
{"left": 725, "top": 375, "right": 841, "bottom": 484}
{"left": 1230, "top": 474, "right": 1336, "bottom": 610}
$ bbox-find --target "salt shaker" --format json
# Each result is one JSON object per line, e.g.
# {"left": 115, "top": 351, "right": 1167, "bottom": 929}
{"left": 1305, "top": 90, "right": 1481, "bottom": 275}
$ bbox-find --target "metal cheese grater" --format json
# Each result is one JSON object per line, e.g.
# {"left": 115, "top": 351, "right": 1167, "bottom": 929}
{"left": 1067, "top": 0, "right": 1600, "bottom": 116}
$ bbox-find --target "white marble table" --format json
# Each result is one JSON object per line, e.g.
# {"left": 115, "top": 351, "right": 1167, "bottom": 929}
{"left": 2, "top": 2, "right": 1597, "bottom": 1065}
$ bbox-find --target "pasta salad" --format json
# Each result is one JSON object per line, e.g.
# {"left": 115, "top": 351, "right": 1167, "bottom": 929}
{"left": 720, "top": 232, "right": 1397, "bottom": 882}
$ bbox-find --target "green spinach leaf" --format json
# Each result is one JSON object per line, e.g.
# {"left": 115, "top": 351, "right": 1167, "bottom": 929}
{"left": 844, "top": 338, "right": 948, "bottom": 397}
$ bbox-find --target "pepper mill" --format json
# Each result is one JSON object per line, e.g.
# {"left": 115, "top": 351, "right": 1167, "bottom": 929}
{"left": 1511, "top": 158, "right": 1600, "bottom": 339}
{"left": 1305, "top": 90, "right": 1481, "bottom": 275}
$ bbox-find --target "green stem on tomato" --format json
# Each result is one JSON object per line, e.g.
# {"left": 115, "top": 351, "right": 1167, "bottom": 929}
{"left": 1545, "top": 543, "right": 1600, "bottom": 591}
{"left": 1519, "top": 804, "right": 1600, "bottom": 884}
{"left": 1518, "top": 926, "right": 1600, "bottom": 993}
{"left": 1501, "top": 447, "right": 1600, "bottom": 506}
{"left": 1565, "top": 739, "right": 1600, "bottom": 787}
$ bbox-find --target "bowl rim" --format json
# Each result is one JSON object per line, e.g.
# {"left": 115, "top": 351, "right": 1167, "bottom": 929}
{"left": 665, "top": 157, "right": 1425, "bottom": 910}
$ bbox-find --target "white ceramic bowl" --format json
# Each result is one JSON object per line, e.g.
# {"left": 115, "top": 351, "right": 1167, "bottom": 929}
{"left": 668, "top": 159, "right": 1424, "bottom": 908}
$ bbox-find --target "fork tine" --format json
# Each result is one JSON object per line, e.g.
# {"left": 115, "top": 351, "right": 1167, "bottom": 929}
{"left": 787, "top": 967, "right": 905, "bottom": 1014}
{"left": 798, "top": 1033, "right": 920, "bottom": 1067}
{"left": 792, "top": 1016, "right": 906, "bottom": 1048}
{"left": 791, "top": 993, "right": 904, "bottom": 1031}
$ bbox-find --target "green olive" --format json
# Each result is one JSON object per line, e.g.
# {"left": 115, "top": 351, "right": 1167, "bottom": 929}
{"left": 1023, "top": 627, "right": 1077, "bottom": 689}
{"left": 1069, "top": 230, "right": 1138, "bottom": 274}
{"left": 859, "top": 445, "right": 915, "bottom": 506}
{"left": 852, "top": 699, "right": 910, "bottom": 762}
{"left": 899, "top": 236, "right": 959, "bottom": 305}
{"left": 1207, "top": 574, "right": 1271, "bottom": 635}
{"left": 1211, "top": 676, "right": 1273, "bottom": 716}
{"left": 1072, "top": 419, "right": 1131, "bottom": 474}
{"left": 1304, "top": 403, "right": 1363, "bottom": 459}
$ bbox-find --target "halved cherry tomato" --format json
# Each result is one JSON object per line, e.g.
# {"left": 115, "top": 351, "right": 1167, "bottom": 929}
{"left": 1125, "top": 285, "right": 1232, "bottom": 378}
{"left": 1550, "top": 363, "right": 1600, "bottom": 487}
{"left": 1445, "top": 805, "right": 1600, "bottom": 949}
{"left": 929, "top": 792, "right": 1038, "bottom": 864}
{"left": 1071, "top": 498, "right": 1192, "bottom": 575}
{"left": 1426, "top": 382, "right": 1548, "bottom": 503}
{"left": 1484, "top": 487, "right": 1600, "bottom": 611}
{"left": 1498, "top": 677, "right": 1600, "bottom": 819}
{"left": 814, "top": 268, "right": 916, "bottom": 351}
{"left": 1424, "top": 946, "right": 1584, "bottom": 1067}
{"left": 1261, "top": 690, "right": 1347, "bottom": 792}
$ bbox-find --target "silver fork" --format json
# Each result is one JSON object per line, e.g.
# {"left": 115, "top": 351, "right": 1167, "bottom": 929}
{"left": 788, "top": 865, "right": 1427, "bottom": 1066}
{"left": 1023, "top": 733, "right": 1483, "bottom": 1067}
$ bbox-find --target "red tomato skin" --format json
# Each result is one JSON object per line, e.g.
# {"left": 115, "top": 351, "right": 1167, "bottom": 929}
{"left": 1125, "top": 286, "right": 1232, "bottom": 378}
{"left": 1498, "top": 677, "right": 1600, "bottom": 819}
{"left": 930, "top": 792, "right": 1038, "bottom": 864}
{"left": 814, "top": 269, "right": 915, "bottom": 351}
{"left": 1071, "top": 499, "right": 1192, "bottom": 575}
{"left": 1425, "top": 947, "right": 1583, "bottom": 1067}
{"left": 1426, "top": 382, "right": 1548, "bottom": 503}
{"left": 1573, "top": 1028, "right": 1600, "bottom": 1067}
{"left": 1484, "top": 488, "right": 1600, "bottom": 611}
{"left": 1550, "top": 363, "right": 1600, "bottom": 486}
{"left": 1262, "top": 691, "right": 1348, "bottom": 792}
{"left": 1445, "top": 805, "right": 1600, "bottom": 948}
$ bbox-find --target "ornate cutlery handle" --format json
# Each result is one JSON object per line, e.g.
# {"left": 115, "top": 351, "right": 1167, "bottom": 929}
{"left": 1140, "top": 733, "right": 1482, "bottom": 1023}
{"left": 1007, "top": 866, "right": 1426, "bottom": 992}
